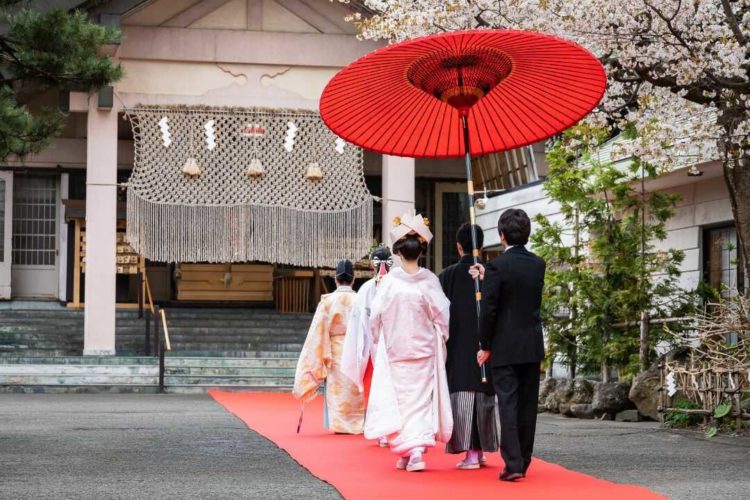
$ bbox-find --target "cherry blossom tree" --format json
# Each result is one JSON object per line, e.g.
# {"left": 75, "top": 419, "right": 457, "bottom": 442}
{"left": 345, "top": 0, "right": 750, "bottom": 285}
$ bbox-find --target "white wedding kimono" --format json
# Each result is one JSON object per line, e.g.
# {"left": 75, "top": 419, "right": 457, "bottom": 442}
{"left": 364, "top": 267, "right": 453, "bottom": 456}
{"left": 341, "top": 278, "right": 378, "bottom": 391}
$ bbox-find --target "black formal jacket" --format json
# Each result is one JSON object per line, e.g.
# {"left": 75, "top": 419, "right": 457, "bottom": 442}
{"left": 439, "top": 255, "right": 494, "bottom": 394}
{"left": 479, "top": 246, "right": 546, "bottom": 367}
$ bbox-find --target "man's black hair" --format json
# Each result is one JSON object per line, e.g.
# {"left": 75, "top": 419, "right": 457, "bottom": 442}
{"left": 456, "top": 222, "right": 484, "bottom": 254}
{"left": 497, "top": 209, "right": 531, "bottom": 246}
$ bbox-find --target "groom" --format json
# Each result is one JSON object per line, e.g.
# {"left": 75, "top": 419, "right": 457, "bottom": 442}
{"left": 476, "top": 209, "right": 546, "bottom": 482}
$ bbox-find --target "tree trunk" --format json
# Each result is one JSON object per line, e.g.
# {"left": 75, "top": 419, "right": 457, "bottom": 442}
{"left": 567, "top": 340, "right": 577, "bottom": 379}
{"left": 639, "top": 311, "right": 650, "bottom": 373}
{"left": 722, "top": 154, "right": 750, "bottom": 292}
{"left": 718, "top": 111, "right": 750, "bottom": 293}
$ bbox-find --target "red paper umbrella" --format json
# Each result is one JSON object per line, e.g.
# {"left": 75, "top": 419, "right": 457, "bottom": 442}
{"left": 321, "top": 29, "right": 605, "bottom": 383}
{"left": 320, "top": 29, "right": 606, "bottom": 159}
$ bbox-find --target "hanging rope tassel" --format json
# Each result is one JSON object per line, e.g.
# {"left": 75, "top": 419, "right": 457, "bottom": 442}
{"left": 124, "top": 106, "right": 373, "bottom": 266}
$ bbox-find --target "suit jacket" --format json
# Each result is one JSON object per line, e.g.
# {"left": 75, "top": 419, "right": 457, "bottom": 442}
{"left": 439, "top": 255, "right": 493, "bottom": 394}
{"left": 479, "top": 246, "right": 546, "bottom": 367}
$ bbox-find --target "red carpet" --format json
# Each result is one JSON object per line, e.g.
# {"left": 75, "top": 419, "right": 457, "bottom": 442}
{"left": 210, "top": 391, "right": 664, "bottom": 500}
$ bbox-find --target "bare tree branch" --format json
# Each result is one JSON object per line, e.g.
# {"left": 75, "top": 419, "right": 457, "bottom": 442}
{"left": 720, "top": 0, "right": 747, "bottom": 46}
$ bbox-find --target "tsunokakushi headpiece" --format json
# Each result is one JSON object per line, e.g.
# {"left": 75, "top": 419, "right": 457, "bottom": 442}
{"left": 389, "top": 211, "right": 433, "bottom": 245}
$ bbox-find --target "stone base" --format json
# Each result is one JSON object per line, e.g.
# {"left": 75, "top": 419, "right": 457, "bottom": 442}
{"left": 615, "top": 409, "right": 642, "bottom": 422}
{"left": 83, "top": 349, "right": 116, "bottom": 356}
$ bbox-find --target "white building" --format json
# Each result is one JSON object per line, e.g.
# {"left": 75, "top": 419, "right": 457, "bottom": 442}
{"left": 476, "top": 140, "right": 743, "bottom": 296}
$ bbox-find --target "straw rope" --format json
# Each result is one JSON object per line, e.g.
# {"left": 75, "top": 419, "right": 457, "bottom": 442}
{"left": 125, "top": 105, "right": 373, "bottom": 266}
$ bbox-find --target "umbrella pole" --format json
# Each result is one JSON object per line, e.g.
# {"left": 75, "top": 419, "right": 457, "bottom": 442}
{"left": 461, "top": 114, "right": 488, "bottom": 385}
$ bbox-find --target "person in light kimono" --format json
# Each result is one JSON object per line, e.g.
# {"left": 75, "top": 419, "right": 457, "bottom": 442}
{"left": 341, "top": 245, "right": 393, "bottom": 447}
{"left": 365, "top": 213, "right": 453, "bottom": 472}
{"left": 293, "top": 260, "right": 365, "bottom": 434}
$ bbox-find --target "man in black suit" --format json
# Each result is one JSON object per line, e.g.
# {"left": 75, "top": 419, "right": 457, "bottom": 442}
{"left": 476, "top": 209, "right": 546, "bottom": 482}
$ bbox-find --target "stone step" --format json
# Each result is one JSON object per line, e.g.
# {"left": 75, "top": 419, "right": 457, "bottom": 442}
{"left": 0, "top": 356, "right": 156, "bottom": 365}
{"left": 0, "top": 311, "right": 83, "bottom": 319}
{"left": 165, "top": 366, "right": 295, "bottom": 377}
{"left": 0, "top": 349, "right": 79, "bottom": 357}
{"left": 115, "top": 330, "right": 307, "bottom": 340}
{"left": 0, "top": 374, "right": 158, "bottom": 385}
{"left": 163, "top": 375, "right": 294, "bottom": 385}
{"left": 150, "top": 341, "right": 304, "bottom": 349}
{"left": 164, "top": 385, "right": 292, "bottom": 394}
{"left": 165, "top": 357, "right": 296, "bottom": 368}
{"left": 0, "top": 331, "right": 305, "bottom": 343}
{"left": 0, "top": 341, "right": 83, "bottom": 349}
{"left": 0, "top": 385, "right": 160, "bottom": 394}
{"left": 166, "top": 350, "right": 299, "bottom": 358}
{"left": 0, "top": 364, "right": 158, "bottom": 375}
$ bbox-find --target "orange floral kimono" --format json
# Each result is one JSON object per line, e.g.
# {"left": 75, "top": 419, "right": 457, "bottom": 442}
{"left": 293, "top": 286, "right": 365, "bottom": 434}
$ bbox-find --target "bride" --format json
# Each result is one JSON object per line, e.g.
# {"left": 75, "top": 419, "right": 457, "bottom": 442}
{"left": 364, "top": 212, "right": 453, "bottom": 472}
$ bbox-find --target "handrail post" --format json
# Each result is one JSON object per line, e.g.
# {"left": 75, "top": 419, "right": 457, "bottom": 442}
{"left": 144, "top": 307, "right": 151, "bottom": 356}
{"left": 137, "top": 270, "right": 144, "bottom": 319}
{"left": 158, "top": 338, "right": 165, "bottom": 393}
{"left": 153, "top": 305, "right": 160, "bottom": 357}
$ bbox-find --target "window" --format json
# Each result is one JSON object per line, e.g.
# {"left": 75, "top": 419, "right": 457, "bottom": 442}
{"left": 703, "top": 225, "right": 744, "bottom": 296}
{"left": 471, "top": 146, "right": 538, "bottom": 193}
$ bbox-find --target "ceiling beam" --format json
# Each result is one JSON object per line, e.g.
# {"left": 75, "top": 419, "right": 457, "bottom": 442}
{"left": 162, "top": 0, "right": 233, "bottom": 28}
{"left": 119, "top": 26, "right": 383, "bottom": 67}
{"left": 247, "top": 0, "right": 262, "bottom": 30}
{"left": 273, "top": 0, "right": 347, "bottom": 34}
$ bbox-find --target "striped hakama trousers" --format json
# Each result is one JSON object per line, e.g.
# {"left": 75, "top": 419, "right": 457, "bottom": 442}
{"left": 445, "top": 391, "right": 500, "bottom": 453}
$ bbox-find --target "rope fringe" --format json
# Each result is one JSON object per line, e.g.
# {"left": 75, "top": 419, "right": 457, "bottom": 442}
{"left": 125, "top": 105, "right": 373, "bottom": 266}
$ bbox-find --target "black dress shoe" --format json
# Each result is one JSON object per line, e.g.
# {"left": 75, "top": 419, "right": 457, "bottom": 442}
{"left": 499, "top": 470, "right": 524, "bottom": 482}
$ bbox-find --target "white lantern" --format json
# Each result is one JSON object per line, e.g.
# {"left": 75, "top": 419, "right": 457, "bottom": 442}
{"left": 305, "top": 163, "right": 323, "bottom": 181}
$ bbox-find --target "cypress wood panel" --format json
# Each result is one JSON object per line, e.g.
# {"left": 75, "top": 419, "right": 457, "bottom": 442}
{"left": 177, "top": 264, "right": 273, "bottom": 301}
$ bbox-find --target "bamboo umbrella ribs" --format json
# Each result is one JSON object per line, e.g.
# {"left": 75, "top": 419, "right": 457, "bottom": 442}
{"left": 320, "top": 29, "right": 606, "bottom": 382}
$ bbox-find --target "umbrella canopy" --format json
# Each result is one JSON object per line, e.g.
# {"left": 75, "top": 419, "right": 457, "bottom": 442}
{"left": 320, "top": 29, "right": 606, "bottom": 158}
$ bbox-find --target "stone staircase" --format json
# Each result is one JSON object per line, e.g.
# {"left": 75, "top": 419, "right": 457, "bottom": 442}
{"left": 0, "top": 305, "right": 309, "bottom": 393}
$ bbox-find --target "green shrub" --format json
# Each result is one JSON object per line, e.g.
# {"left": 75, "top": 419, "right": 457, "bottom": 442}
{"left": 664, "top": 399, "right": 701, "bottom": 428}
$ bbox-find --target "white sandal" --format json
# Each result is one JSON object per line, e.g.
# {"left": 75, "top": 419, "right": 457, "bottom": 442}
{"left": 456, "top": 459, "right": 480, "bottom": 470}
{"left": 406, "top": 452, "right": 426, "bottom": 472}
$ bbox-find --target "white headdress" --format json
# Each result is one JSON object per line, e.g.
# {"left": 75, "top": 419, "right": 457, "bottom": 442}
{"left": 389, "top": 210, "right": 433, "bottom": 245}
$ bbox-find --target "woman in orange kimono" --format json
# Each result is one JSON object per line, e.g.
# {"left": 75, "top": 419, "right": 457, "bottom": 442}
{"left": 293, "top": 260, "right": 365, "bottom": 434}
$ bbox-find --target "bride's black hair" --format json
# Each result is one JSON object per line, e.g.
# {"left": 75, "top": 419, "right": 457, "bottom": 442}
{"left": 393, "top": 233, "right": 427, "bottom": 261}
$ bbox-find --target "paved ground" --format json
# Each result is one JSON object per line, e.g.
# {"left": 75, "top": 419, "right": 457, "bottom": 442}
{"left": 533, "top": 415, "right": 750, "bottom": 500}
{"left": 0, "top": 394, "right": 339, "bottom": 500}
{"left": 2, "top": 394, "right": 749, "bottom": 499}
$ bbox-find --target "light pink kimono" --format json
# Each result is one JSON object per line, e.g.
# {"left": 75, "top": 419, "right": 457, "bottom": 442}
{"left": 364, "top": 267, "right": 453, "bottom": 456}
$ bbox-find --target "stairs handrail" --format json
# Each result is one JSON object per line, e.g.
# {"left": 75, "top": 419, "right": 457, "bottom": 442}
{"left": 159, "top": 308, "right": 171, "bottom": 352}
{"left": 157, "top": 306, "right": 171, "bottom": 394}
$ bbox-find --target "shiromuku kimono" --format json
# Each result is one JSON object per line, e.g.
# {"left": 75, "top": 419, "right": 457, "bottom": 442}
{"left": 293, "top": 286, "right": 365, "bottom": 434}
{"left": 341, "top": 277, "right": 378, "bottom": 393}
{"left": 364, "top": 266, "right": 453, "bottom": 455}
{"left": 342, "top": 247, "right": 392, "bottom": 397}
